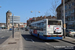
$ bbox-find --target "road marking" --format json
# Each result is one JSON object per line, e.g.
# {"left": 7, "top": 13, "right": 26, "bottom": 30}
{"left": 31, "top": 39, "right": 34, "bottom": 43}
{"left": 25, "top": 38, "right": 34, "bottom": 43}
{"left": 45, "top": 42, "right": 53, "bottom": 47}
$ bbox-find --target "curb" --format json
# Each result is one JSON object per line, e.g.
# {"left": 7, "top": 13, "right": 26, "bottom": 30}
{"left": 19, "top": 33, "right": 23, "bottom": 50}
{"left": 62, "top": 37, "right": 75, "bottom": 44}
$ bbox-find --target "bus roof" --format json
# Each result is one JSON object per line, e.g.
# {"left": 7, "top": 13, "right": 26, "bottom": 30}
{"left": 31, "top": 19, "right": 62, "bottom": 25}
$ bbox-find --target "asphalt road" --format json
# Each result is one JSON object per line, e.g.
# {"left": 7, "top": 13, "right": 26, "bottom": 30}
{"left": 0, "top": 29, "right": 12, "bottom": 44}
{"left": 21, "top": 30, "right": 75, "bottom": 50}
{"left": 0, "top": 28, "right": 19, "bottom": 44}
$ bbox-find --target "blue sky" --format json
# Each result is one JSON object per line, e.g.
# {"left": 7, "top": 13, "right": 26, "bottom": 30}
{"left": 0, "top": 0, "right": 61, "bottom": 23}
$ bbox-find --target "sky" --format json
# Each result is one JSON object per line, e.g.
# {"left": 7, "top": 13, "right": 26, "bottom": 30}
{"left": 0, "top": 0, "right": 61, "bottom": 23}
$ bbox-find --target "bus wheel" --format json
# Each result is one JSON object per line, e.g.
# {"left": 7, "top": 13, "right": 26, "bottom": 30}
{"left": 38, "top": 34, "right": 39, "bottom": 38}
{"left": 30, "top": 32, "right": 32, "bottom": 35}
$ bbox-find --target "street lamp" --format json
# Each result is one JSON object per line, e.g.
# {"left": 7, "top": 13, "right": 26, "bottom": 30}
{"left": 31, "top": 11, "right": 40, "bottom": 17}
{"left": 12, "top": 14, "right": 14, "bottom": 38}
{"left": 63, "top": 0, "right": 66, "bottom": 38}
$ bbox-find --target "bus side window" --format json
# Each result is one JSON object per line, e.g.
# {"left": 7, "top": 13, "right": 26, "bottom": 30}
{"left": 40, "top": 28, "right": 43, "bottom": 31}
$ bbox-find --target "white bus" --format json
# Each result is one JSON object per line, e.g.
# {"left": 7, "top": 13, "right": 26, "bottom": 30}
{"left": 29, "top": 19, "right": 63, "bottom": 40}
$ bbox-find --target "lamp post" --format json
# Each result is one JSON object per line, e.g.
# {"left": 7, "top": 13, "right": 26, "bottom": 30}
{"left": 63, "top": 0, "right": 66, "bottom": 38}
{"left": 12, "top": 14, "right": 14, "bottom": 38}
{"left": 31, "top": 11, "right": 40, "bottom": 17}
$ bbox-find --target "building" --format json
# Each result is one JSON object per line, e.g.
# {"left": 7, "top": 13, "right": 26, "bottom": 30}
{"left": 6, "top": 10, "right": 12, "bottom": 29}
{"left": 6, "top": 10, "right": 20, "bottom": 29}
{"left": 10, "top": 16, "right": 20, "bottom": 24}
{"left": 56, "top": 0, "right": 75, "bottom": 29}
{"left": 24, "top": 23, "right": 27, "bottom": 28}
{"left": 27, "top": 15, "right": 57, "bottom": 26}
{"left": 0, "top": 23, "right": 6, "bottom": 28}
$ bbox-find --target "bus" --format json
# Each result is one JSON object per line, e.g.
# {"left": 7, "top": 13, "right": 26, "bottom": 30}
{"left": 29, "top": 19, "right": 63, "bottom": 40}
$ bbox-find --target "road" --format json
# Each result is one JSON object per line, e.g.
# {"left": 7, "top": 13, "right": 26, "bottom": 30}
{"left": 0, "top": 28, "right": 19, "bottom": 44}
{"left": 21, "top": 29, "right": 75, "bottom": 50}
{"left": 0, "top": 29, "right": 12, "bottom": 44}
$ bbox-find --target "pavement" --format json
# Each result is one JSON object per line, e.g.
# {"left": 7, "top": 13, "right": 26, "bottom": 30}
{"left": 62, "top": 36, "right": 75, "bottom": 44}
{"left": 0, "top": 31, "right": 23, "bottom": 50}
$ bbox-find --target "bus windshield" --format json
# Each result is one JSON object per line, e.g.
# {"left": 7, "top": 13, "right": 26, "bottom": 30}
{"left": 48, "top": 20, "right": 61, "bottom": 25}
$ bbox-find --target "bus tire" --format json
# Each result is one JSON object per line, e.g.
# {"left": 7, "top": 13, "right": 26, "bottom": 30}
{"left": 30, "top": 32, "right": 32, "bottom": 35}
{"left": 38, "top": 34, "right": 39, "bottom": 39}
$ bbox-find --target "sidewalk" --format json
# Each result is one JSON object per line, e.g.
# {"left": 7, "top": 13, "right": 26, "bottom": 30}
{"left": 62, "top": 36, "right": 75, "bottom": 45}
{"left": 0, "top": 32, "right": 23, "bottom": 50}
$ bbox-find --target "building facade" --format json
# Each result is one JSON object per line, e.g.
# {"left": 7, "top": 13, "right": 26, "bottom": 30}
{"left": 56, "top": 0, "right": 75, "bottom": 29}
{"left": 6, "top": 10, "right": 12, "bottom": 29}
{"left": 6, "top": 10, "right": 20, "bottom": 29}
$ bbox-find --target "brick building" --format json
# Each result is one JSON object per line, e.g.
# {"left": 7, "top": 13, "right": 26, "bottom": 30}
{"left": 56, "top": 0, "right": 75, "bottom": 29}
{"left": 27, "top": 15, "right": 57, "bottom": 26}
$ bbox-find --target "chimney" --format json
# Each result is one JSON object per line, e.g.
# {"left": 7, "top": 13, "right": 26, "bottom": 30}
{"left": 44, "top": 16, "right": 46, "bottom": 18}
{"left": 40, "top": 16, "right": 42, "bottom": 18}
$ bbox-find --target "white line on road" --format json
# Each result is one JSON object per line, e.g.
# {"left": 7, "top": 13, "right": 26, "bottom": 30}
{"left": 25, "top": 38, "right": 34, "bottom": 43}
{"left": 45, "top": 42, "right": 53, "bottom": 47}
{"left": 31, "top": 39, "right": 34, "bottom": 43}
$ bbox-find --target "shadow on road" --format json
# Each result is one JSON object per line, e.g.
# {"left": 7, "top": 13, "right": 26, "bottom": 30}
{"left": 22, "top": 34, "right": 59, "bottom": 43}
{"left": 0, "top": 36, "right": 9, "bottom": 44}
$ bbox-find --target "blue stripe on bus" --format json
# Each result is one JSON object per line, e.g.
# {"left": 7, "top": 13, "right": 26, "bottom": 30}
{"left": 39, "top": 36, "right": 63, "bottom": 40}
{"left": 32, "top": 33, "right": 63, "bottom": 40}
{"left": 32, "top": 33, "right": 38, "bottom": 37}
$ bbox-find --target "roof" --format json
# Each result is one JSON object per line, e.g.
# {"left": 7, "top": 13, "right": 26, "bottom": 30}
{"left": 6, "top": 10, "right": 12, "bottom": 13}
{"left": 31, "top": 19, "right": 62, "bottom": 25}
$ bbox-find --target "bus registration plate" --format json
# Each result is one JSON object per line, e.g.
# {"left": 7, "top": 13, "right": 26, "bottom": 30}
{"left": 53, "top": 35, "right": 56, "bottom": 37}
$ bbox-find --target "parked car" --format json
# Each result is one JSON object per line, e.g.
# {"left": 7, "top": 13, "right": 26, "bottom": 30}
{"left": 25, "top": 27, "right": 28, "bottom": 31}
{"left": 25, "top": 27, "right": 29, "bottom": 31}
{"left": 9, "top": 28, "right": 12, "bottom": 31}
{"left": 66, "top": 29, "right": 75, "bottom": 37}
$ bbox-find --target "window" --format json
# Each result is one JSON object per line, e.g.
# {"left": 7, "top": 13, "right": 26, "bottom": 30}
{"left": 65, "top": 12, "right": 68, "bottom": 17}
{"left": 72, "top": 2, "right": 74, "bottom": 6}
{"left": 70, "top": 17, "right": 71, "bottom": 21}
{"left": 72, "top": 17, "right": 74, "bottom": 20}
{"left": 65, "top": 5, "right": 67, "bottom": 10}
{"left": 48, "top": 21, "right": 61, "bottom": 25}
{"left": 68, "top": 18, "right": 69, "bottom": 21}
{"left": 69, "top": 4, "right": 71, "bottom": 9}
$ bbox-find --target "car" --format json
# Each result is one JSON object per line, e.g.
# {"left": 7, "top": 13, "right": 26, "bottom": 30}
{"left": 25, "top": 28, "right": 28, "bottom": 31}
{"left": 66, "top": 29, "right": 75, "bottom": 37}
{"left": 25, "top": 26, "right": 29, "bottom": 31}
{"left": 9, "top": 28, "right": 12, "bottom": 31}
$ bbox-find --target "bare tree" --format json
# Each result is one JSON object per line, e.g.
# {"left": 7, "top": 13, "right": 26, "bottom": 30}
{"left": 50, "top": 0, "right": 60, "bottom": 17}
{"left": 44, "top": 10, "right": 51, "bottom": 16}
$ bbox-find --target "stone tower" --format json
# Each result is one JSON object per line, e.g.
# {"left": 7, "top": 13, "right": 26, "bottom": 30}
{"left": 6, "top": 10, "right": 12, "bottom": 29}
